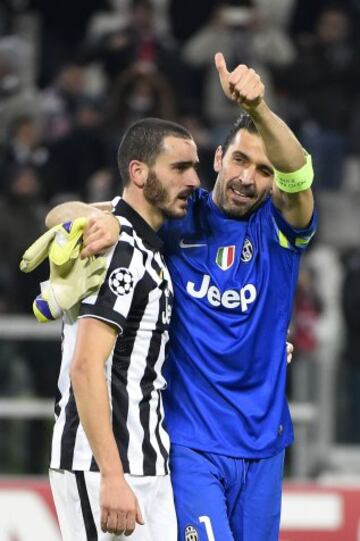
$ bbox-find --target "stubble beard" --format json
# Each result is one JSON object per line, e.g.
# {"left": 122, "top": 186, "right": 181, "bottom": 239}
{"left": 143, "top": 170, "right": 178, "bottom": 219}
{"left": 213, "top": 179, "right": 270, "bottom": 219}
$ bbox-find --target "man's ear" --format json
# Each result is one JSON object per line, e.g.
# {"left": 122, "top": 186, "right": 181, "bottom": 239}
{"left": 213, "top": 145, "right": 223, "bottom": 173}
{"left": 129, "top": 160, "right": 148, "bottom": 188}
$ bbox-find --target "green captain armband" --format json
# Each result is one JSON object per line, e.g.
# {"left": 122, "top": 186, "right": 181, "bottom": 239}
{"left": 274, "top": 152, "right": 313, "bottom": 193}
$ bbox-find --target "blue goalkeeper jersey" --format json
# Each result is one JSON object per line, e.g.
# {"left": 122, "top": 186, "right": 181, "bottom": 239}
{"left": 161, "top": 189, "right": 316, "bottom": 458}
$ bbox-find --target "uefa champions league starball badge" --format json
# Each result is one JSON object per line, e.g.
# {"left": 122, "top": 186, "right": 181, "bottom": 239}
{"left": 108, "top": 268, "right": 134, "bottom": 296}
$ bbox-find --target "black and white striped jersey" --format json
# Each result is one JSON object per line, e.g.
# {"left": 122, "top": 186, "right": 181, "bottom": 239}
{"left": 50, "top": 198, "right": 173, "bottom": 476}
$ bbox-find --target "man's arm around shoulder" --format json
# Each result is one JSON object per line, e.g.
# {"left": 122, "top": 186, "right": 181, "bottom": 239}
{"left": 45, "top": 201, "right": 120, "bottom": 258}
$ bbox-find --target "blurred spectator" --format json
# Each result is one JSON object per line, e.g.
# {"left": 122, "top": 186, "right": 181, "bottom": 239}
{"left": 85, "top": 0, "right": 191, "bottom": 111}
{"left": 251, "top": 0, "right": 296, "bottom": 66}
{"left": 86, "top": 168, "right": 117, "bottom": 203}
{"left": 255, "top": 0, "right": 296, "bottom": 28}
{"left": 45, "top": 96, "right": 111, "bottom": 201}
{"left": 341, "top": 248, "right": 360, "bottom": 442}
{"left": 0, "top": 114, "right": 49, "bottom": 192}
{"left": 40, "top": 62, "right": 91, "bottom": 142}
{"left": 108, "top": 63, "right": 177, "bottom": 135}
{"left": 29, "top": 0, "right": 110, "bottom": 87}
{"left": 0, "top": 165, "right": 47, "bottom": 313}
{"left": 0, "top": 39, "right": 40, "bottom": 143}
{"left": 289, "top": 0, "right": 344, "bottom": 36}
{"left": 274, "top": 5, "right": 360, "bottom": 190}
{"left": 182, "top": 0, "right": 295, "bottom": 142}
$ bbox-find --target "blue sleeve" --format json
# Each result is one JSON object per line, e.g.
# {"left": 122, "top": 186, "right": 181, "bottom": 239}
{"left": 270, "top": 200, "right": 317, "bottom": 252}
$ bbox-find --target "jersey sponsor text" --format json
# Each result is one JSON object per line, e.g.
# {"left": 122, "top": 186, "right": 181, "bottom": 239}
{"left": 186, "top": 274, "right": 257, "bottom": 311}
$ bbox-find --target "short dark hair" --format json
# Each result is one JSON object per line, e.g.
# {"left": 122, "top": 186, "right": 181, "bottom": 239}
{"left": 117, "top": 117, "right": 193, "bottom": 186}
{"left": 221, "top": 114, "right": 258, "bottom": 156}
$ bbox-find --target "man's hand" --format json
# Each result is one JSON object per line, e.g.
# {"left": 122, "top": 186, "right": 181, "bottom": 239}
{"left": 100, "top": 474, "right": 144, "bottom": 536}
{"left": 215, "top": 52, "right": 264, "bottom": 111}
{"left": 20, "top": 219, "right": 107, "bottom": 321}
{"left": 81, "top": 214, "right": 120, "bottom": 259}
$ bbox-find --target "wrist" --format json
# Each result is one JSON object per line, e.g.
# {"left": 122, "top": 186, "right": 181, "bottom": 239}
{"left": 245, "top": 99, "right": 268, "bottom": 119}
{"left": 100, "top": 465, "right": 124, "bottom": 479}
{"left": 98, "top": 449, "right": 124, "bottom": 478}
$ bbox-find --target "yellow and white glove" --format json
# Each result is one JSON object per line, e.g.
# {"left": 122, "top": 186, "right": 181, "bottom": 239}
{"left": 20, "top": 218, "right": 107, "bottom": 322}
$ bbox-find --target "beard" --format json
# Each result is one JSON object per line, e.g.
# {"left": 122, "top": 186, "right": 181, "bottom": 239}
{"left": 213, "top": 179, "right": 271, "bottom": 219}
{"left": 143, "top": 170, "right": 168, "bottom": 207}
{"left": 143, "top": 170, "right": 182, "bottom": 219}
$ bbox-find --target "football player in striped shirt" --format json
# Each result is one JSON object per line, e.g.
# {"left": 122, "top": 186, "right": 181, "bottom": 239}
{"left": 46, "top": 54, "right": 316, "bottom": 541}
{"left": 47, "top": 118, "right": 200, "bottom": 540}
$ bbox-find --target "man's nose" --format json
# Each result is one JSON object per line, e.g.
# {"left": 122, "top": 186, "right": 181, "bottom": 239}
{"left": 241, "top": 165, "right": 256, "bottom": 185}
{"left": 188, "top": 171, "right": 201, "bottom": 188}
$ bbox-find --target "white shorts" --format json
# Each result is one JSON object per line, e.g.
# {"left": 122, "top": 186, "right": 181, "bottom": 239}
{"left": 49, "top": 469, "right": 177, "bottom": 541}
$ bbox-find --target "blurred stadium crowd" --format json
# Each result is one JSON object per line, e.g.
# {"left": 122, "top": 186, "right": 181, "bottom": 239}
{"left": 1, "top": 0, "right": 360, "bottom": 475}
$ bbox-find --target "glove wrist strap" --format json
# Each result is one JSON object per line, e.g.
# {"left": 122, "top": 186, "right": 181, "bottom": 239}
{"left": 40, "top": 281, "right": 63, "bottom": 318}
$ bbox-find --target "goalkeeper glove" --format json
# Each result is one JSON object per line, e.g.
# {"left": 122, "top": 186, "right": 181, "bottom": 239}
{"left": 20, "top": 219, "right": 107, "bottom": 322}
{"left": 20, "top": 218, "right": 87, "bottom": 272}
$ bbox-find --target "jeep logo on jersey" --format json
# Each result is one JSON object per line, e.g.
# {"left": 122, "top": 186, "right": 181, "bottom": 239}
{"left": 216, "top": 245, "right": 235, "bottom": 270}
{"left": 108, "top": 268, "right": 134, "bottom": 296}
{"left": 185, "top": 525, "right": 198, "bottom": 541}
{"left": 241, "top": 238, "right": 253, "bottom": 262}
{"left": 186, "top": 274, "right": 257, "bottom": 311}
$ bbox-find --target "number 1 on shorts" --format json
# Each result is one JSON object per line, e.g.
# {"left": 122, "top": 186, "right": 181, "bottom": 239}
{"left": 199, "top": 515, "right": 215, "bottom": 541}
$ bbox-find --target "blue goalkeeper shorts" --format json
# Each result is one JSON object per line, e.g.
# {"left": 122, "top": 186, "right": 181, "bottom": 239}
{"left": 170, "top": 444, "right": 285, "bottom": 541}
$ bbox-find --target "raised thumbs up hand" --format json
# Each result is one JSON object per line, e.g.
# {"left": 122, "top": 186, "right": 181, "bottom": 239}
{"left": 214, "top": 52, "right": 264, "bottom": 112}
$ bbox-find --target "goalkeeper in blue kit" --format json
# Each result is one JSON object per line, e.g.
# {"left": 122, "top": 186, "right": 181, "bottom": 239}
{"left": 24, "top": 53, "right": 316, "bottom": 541}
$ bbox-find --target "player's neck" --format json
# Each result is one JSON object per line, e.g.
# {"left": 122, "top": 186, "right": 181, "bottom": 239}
{"left": 122, "top": 189, "right": 164, "bottom": 231}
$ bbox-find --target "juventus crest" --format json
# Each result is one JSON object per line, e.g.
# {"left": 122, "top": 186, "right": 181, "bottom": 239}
{"left": 185, "top": 525, "right": 199, "bottom": 541}
{"left": 241, "top": 238, "right": 253, "bottom": 262}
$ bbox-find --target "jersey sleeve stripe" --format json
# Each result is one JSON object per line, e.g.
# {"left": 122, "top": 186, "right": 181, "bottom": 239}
{"left": 77, "top": 313, "right": 124, "bottom": 334}
{"left": 295, "top": 231, "right": 316, "bottom": 247}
